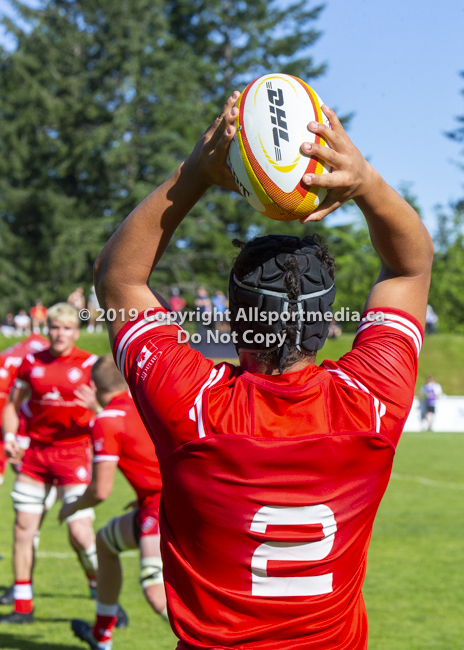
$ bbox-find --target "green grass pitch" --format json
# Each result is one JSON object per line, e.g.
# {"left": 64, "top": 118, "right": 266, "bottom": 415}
{"left": 0, "top": 469, "right": 177, "bottom": 649}
{"left": 1, "top": 432, "right": 464, "bottom": 649}
{"left": 1, "top": 331, "right": 463, "bottom": 647}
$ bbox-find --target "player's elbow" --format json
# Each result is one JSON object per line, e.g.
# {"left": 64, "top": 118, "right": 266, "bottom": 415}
{"left": 93, "top": 251, "right": 115, "bottom": 308}
{"left": 409, "top": 228, "right": 434, "bottom": 279}
{"left": 424, "top": 231, "right": 434, "bottom": 269}
{"left": 93, "top": 252, "right": 106, "bottom": 296}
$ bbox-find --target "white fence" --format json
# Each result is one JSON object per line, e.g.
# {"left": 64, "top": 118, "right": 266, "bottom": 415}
{"left": 404, "top": 396, "right": 464, "bottom": 432}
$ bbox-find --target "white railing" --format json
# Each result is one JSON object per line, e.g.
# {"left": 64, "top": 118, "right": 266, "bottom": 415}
{"left": 404, "top": 396, "right": 464, "bottom": 432}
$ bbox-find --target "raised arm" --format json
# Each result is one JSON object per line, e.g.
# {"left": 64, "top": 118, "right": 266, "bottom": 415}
{"left": 94, "top": 93, "right": 240, "bottom": 345}
{"left": 300, "top": 107, "right": 434, "bottom": 327}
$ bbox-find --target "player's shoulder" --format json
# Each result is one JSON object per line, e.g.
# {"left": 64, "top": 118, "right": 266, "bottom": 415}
{"left": 95, "top": 392, "right": 132, "bottom": 423}
{"left": 0, "top": 361, "right": 10, "bottom": 380}
{"left": 72, "top": 347, "right": 98, "bottom": 368}
{"left": 353, "top": 307, "right": 423, "bottom": 356}
{"left": 24, "top": 348, "right": 51, "bottom": 366}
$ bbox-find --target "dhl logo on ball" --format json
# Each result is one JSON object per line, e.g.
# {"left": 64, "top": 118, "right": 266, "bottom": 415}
{"left": 228, "top": 73, "right": 332, "bottom": 221}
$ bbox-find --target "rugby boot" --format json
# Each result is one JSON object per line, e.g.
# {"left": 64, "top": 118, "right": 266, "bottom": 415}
{"left": 0, "top": 610, "right": 34, "bottom": 624}
{"left": 71, "top": 619, "right": 112, "bottom": 650}
{"left": 115, "top": 603, "right": 129, "bottom": 629}
{"left": 0, "top": 586, "right": 14, "bottom": 606}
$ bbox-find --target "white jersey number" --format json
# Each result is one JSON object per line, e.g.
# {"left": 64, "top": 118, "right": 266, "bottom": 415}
{"left": 250, "top": 504, "right": 337, "bottom": 597}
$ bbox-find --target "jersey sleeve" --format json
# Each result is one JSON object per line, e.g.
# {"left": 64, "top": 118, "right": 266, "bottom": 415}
{"left": 113, "top": 309, "right": 223, "bottom": 455}
{"left": 322, "top": 308, "right": 423, "bottom": 447}
{"left": 15, "top": 355, "right": 32, "bottom": 389}
{"left": 91, "top": 412, "right": 123, "bottom": 463}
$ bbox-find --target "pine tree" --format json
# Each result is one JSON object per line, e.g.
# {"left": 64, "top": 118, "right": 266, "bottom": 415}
{"left": 0, "top": 0, "right": 207, "bottom": 309}
{"left": 447, "top": 70, "right": 464, "bottom": 211}
{"left": 158, "top": 0, "right": 328, "bottom": 298}
{"left": 428, "top": 70, "right": 464, "bottom": 332}
{"left": 166, "top": 0, "right": 325, "bottom": 102}
{"left": 0, "top": 0, "right": 329, "bottom": 310}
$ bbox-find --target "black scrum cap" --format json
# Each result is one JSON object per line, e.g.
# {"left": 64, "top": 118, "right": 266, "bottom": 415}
{"left": 229, "top": 235, "right": 335, "bottom": 364}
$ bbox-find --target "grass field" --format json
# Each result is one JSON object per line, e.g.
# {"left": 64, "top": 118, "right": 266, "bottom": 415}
{"left": 1, "top": 433, "right": 464, "bottom": 649}
{"left": 1, "top": 329, "right": 463, "bottom": 648}
{"left": 0, "top": 469, "right": 177, "bottom": 650}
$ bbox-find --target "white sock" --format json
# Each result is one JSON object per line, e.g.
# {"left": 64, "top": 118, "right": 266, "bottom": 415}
{"left": 96, "top": 601, "right": 119, "bottom": 617}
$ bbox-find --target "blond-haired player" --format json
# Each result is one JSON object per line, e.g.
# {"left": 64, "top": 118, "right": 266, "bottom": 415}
{"left": 1, "top": 303, "right": 99, "bottom": 624}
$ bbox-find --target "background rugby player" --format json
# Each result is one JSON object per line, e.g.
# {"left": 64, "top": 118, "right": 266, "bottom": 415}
{"left": 58, "top": 355, "right": 165, "bottom": 649}
{"left": 1, "top": 303, "right": 98, "bottom": 624}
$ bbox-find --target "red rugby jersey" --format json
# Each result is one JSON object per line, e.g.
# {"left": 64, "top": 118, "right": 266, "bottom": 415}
{"left": 114, "top": 307, "right": 422, "bottom": 650}
{"left": 0, "top": 356, "right": 15, "bottom": 417}
{"left": 16, "top": 347, "right": 97, "bottom": 445}
{"left": 91, "top": 391, "right": 162, "bottom": 500}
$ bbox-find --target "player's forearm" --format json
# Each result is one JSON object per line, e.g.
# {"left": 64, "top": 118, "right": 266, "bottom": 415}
{"left": 2, "top": 402, "right": 19, "bottom": 436}
{"left": 94, "top": 162, "right": 208, "bottom": 303}
{"left": 355, "top": 168, "right": 434, "bottom": 278}
{"left": 69, "top": 484, "right": 105, "bottom": 515}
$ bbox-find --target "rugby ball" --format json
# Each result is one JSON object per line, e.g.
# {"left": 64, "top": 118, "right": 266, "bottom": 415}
{"left": 228, "top": 73, "right": 331, "bottom": 221}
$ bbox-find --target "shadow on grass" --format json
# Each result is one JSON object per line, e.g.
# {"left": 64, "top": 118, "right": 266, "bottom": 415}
{"left": 0, "top": 634, "right": 78, "bottom": 650}
{"left": 34, "top": 593, "right": 88, "bottom": 600}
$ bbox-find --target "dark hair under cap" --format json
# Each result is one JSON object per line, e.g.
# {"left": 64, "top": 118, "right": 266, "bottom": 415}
{"left": 229, "top": 235, "right": 335, "bottom": 371}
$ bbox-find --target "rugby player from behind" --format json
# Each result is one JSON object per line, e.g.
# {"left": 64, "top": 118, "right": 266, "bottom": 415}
{"left": 1, "top": 303, "right": 98, "bottom": 624}
{"left": 57, "top": 355, "right": 166, "bottom": 650}
{"left": 92, "top": 94, "right": 433, "bottom": 649}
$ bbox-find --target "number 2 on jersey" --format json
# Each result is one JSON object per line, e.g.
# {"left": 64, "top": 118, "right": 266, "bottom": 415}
{"left": 250, "top": 504, "right": 337, "bottom": 597}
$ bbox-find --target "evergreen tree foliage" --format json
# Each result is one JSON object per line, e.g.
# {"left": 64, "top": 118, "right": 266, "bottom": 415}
{"left": 0, "top": 0, "right": 328, "bottom": 312}
{"left": 430, "top": 204, "right": 464, "bottom": 333}
{"left": 165, "top": 0, "right": 325, "bottom": 102}
{"left": 446, "top": 70, "right": 464, "bottom": 211}
{"left": 157, "top": 0, "right": 329, "bottom": 300}
{"left": 0, "top": 0, "right": 208, "bottom": 310}
{"left": 428, "top": 70, "right": 464, "bottom": 333}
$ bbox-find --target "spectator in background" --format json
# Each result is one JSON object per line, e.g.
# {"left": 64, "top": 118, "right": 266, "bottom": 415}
{"left": 1, "top": 314, "right": 16, "bottom": 337}
{"left": 68, "top": 287, "right": 86, "bottom": 311}
{"left": 195, "top": 286, "right": 212, "bottom": 329}
{"left": 420, "top": 375, "right": 443, "bottom": 431}
{"left": 169, "top": 288, "right": 186, "bottom": 313}
{"left": 328, "top": 317, "right": 342, "bottom": 339}
{"left": 14, "top": 310, "right": 31, "bottom": 336}
{"left": 425, "top": 304, "right": 438, "bottom": 334}
{"left": 212, "top": 290, "right": 228, "bottom": 331}
{"left": 86, "top": 286, "right": 102, "bottom": 333}
{"left": 30, "top": 300, "right": 48, "bottom": 335}
{"left": 212, "top": 290, "right": 227, "bottom": 313}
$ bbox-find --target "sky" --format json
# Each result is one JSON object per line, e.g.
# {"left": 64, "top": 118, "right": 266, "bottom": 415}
{"left": 0, "top": 0, "right": 463, "bottom": 235}
{"left": 307, "top": 0, "right": 464, "bottom": 233}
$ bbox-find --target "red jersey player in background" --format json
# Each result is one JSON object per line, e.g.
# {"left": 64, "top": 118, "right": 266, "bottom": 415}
{"left": 0, "top": 356, "right": 15, "bottom": 487}
{"left": 57, "top": 355, "right": 166, "bottom": 650}
{"left": 0, "top": 303, "right": 99, "bottom": 625}
{"left": 93, "top": 95, "right": 433, "bottom": 650}
{"left": 0, "top": 333, "right": 50, "bottom": 487}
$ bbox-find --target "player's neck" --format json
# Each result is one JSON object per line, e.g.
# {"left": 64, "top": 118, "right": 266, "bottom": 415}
{"left": 49, "top": 344, "right": 75, "bottom": 358}
{"left": 98, "top": 389, "right": 127, "bottom": 408}
{"left": 239, "top": 351, "right": 316, "bottom": 375}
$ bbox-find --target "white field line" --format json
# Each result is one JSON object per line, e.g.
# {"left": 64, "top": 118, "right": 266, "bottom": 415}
{"left": 391, "top": 472, "right": 464, "bottom": 490}
{"left": 0, "top": 551, "right": 138, "bottom": 559}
